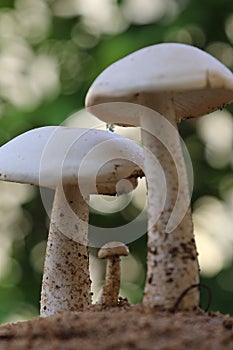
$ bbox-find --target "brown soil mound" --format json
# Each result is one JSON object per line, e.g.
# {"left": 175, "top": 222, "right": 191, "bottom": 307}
{"left": 0, "top": 303, "right": 232, "bottom": 350}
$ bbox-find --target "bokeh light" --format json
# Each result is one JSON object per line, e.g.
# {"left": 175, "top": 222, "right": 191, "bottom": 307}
{"left": 197, "top": 110, "right": 233, "bottom": 169}
{"left": 193, "top": 196, "right": 233, "bottom": 277}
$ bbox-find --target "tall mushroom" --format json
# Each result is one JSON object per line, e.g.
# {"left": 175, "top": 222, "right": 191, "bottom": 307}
{"left": 0, "top": 126, "right": 144, "bottom": 316}
{"left": 85, "top": 43, "right": 233, "bottom": 310}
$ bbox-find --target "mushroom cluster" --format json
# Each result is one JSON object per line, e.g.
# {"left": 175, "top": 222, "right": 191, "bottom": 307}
{"left": 1, "top": 42, "right": 233, "bottom": 316}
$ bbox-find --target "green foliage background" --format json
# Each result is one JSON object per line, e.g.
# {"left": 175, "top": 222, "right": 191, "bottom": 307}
{"left": 0, "top": 0, "right": 232, "bottom": 323}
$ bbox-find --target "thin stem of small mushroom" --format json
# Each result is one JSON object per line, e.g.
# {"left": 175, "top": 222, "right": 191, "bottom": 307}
{"left": 40, "top": 184, "right": 92, "bottom": 317}
{"left": 140, "top": 93, "right": 199, "bottom": 310}
{"left": 99, "top": 257, "right": 121, "bottom": 307}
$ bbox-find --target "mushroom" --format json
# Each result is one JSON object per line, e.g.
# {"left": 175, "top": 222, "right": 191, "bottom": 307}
{"left": 0, "top": 126, "right": 144, "bottom": 316}
{"left": 85, "top": 43, "right": 233, "bottom": 310}
{"left": 98, "top": 241, "right": 129, "bottom": 307}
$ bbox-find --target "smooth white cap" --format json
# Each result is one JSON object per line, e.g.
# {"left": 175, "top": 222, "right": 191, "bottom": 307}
{"left": 0, "top": 126, "right": 144, "bottom": 194}
{"left": 86, "top": 43, "right": 233, "bottom": 125}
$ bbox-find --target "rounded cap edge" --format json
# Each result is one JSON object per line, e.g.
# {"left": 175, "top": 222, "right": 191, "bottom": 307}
{"left": 98, "top": 241, "right": 129, "bottom": 259}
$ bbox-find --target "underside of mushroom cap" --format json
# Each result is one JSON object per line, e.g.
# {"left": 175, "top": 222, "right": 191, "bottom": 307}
{"left": 0, "top": 126, "right": 144, "bottom": 194}
{"left": 86, "top": 43, "right": 233, "bottom": 124}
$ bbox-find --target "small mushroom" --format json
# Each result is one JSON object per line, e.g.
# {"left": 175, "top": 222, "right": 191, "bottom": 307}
{"left": 0, "top": 126, "right": 144, "bottom": 316}
{"left": 86, "top": 43, "right": 233, "bottom": 310}
{"left": 98, "top": 241, "right": 129, "bottom": 307}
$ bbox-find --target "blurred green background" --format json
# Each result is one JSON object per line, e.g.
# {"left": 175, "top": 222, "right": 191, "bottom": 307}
{"left": 0, "top": 0, "right": 233, "bottom": 323}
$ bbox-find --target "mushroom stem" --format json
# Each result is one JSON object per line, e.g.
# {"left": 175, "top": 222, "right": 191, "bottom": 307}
{"left": 40, "top": 184, "right": 92, "bottom": 317}
{"left": 100, "top": 256, "right": 121, "bottom": 307}
{"left": 140, "top": 93, "right": 199, "bottom": 310}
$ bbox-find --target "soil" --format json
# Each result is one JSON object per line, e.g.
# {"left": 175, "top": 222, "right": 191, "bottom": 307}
{"left": 0, "top": 301, "right": 232, "bottom": 350}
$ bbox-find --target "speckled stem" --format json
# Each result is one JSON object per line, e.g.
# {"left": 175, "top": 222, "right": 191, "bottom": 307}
{"left": 40, "top": 184, "right": 92, "bottom": 317}
{"left": 140, "top": 93, "right": 199, "bottom": 310}
{"left": 99, "top": 257, "right": 121, "bottom": 307}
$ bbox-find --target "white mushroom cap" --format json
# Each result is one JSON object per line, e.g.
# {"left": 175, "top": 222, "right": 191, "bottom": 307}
{"left": 86, "top": 43, "right": 233, "bottom": 125}
{"left": 0, "top": 126, "right": 144, "bottom": 195}
{"left": 98, "top": 241, "right": 129, "bottom": 259}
